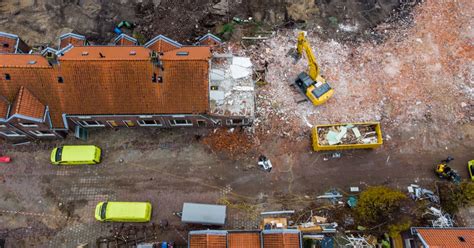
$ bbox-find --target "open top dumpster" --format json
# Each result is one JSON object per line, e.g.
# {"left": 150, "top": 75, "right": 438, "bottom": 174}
{"left": 312, "top": 122, "right": 383, "bottom": 151}
{"left": 181, "top": 203, "right": 226, "bottom": 225}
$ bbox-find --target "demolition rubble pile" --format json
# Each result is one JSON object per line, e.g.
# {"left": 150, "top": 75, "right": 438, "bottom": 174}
{"left": 317, "top": 124, "right": 378, "bottom": 146}
{"left": 202, "top": 129, "right": 253, "bottom": 157}
{"left": 243, "top": 0, "right": 472, "bottom": 152}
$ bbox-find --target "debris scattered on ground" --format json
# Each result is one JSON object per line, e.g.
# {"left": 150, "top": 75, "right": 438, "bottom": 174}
{"left": 257, "top": 155, "right": 273, "bottom": 172}
{"left": 407, "top": 184, "right": 440, "bottom": 204}
{"left": 347, "top": 196, "right": 358, "bottom": 208}
{"left": 317, "top": 189, "right": 343, "bottom": 205}
{"left": 350, "top": 187, "right": 360, "bottom": 193}
{"left": 424, "top": 207, "right": 454, "bottom": 228}
{"left": 246, "top": 0, "right": 472, "bottom": 152}
{"left": 0, "top": 156, "right": 11, "bottom": 163}
{"left": 201, "top": 128, "right": 253, "bottom": 157}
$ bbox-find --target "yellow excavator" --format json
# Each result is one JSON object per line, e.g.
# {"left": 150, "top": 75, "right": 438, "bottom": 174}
{"left": 293, "top": 31, "right": 334, "bottom": 105}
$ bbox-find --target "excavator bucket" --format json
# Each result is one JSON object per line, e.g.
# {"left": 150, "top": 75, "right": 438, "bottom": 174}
{"left": 287, "top": 48, "right": 301, "bottom": 64}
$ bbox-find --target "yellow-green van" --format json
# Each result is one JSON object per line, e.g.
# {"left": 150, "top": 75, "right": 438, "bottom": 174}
{"left": 95, "top": 201, "right": 152, "bottom": 222}
{"left": 50, "top": 145, "right": 101, "bottom": 165}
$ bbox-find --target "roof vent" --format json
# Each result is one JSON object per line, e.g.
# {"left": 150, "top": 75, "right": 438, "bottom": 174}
{"left": 82, "top": 51, "right": 89, "bottom": 56}
{"left": 99, "top": 52, "right": 105, "bottom": 58}
{"left": 28, "top": 60, "right": 37, "bottom": 65}
{"left": 176, "top": 51, "right": 189, "bottom": 56}
{"left": 458, "top": 236, "right": 465, "bottom": 242}
{"left": 129, "top": 50, "right": 136, "bottom": 55}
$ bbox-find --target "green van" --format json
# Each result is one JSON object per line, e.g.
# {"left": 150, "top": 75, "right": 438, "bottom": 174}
{"left": 50, "top": 145, "right": 101, "bottom": 165}
{"left": 95, "top": 201, "right": 152, "bottom": 222}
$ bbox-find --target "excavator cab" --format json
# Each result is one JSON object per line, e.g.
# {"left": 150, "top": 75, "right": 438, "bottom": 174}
{"left": 295, "top": 72, "right": 334, "bottom": 105}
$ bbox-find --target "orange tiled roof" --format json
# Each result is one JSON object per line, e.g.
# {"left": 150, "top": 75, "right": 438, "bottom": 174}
{"left": 145, "top": 35, "right": 182, "bottom": 53}
{"left": 0, "top": 42, "right": 211, "bottom": 128}
{"left": 59, "top": 33, "right": 86, "bottom": 49}
{"left": 189, "top": 234, "right": 227, "bottom": 248}
{"left": 162, "top": 46, "right": 211, "bottom": 61}
{"left": 198, "top": 34, "right": 222, "bottom": 47}
{"left": 0, "top": 32, "right": 30, "bottom": 54}
{"left": 114, "top": 34, "right": 138, "bottom": 46}
{"left": 0, "top": 96, "right": 9, "bottom": 119}
{"left": 10, "top": 86, "right": 45, "bottom": 120}
{"left": 59, "top": 46, "right": 150, "bottom": 60}
{"left": 263, "top": 233, "right": 300, "bottom": 248}
{"left": 416, "top": 228, "right": 474, "bottom": 247}
{"left": 228, "top": 232, "right": 261, "bottom": 248}
{"left": 0, "top": 54, "right": 50, "bottom": 68}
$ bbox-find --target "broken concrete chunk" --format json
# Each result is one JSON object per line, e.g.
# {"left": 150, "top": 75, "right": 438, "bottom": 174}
{"left": 352, "top": 127, "right": 361, "bottom": 138}
{"left": 232, "top": 57, "right": 252, "bottom": 68}
{"left": 335, "top": 126, "right": 347, "bottom": 141}
{"left": 230, "top": 64, "right": 251, "bottom": 79}
{"left": 327, "top": 131, "right": 340, "bottom": 145}
{"left": 210, "top": 69, "right": 225, "bottom": 81}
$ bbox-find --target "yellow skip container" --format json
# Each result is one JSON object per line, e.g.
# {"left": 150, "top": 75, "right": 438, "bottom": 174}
{"left": 312, "top": 122, "right": 383, "bottom": 151}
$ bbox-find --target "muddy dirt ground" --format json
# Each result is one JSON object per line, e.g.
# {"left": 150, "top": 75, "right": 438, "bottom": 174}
{"left": 0, "top": 126, "right": 471, "bottom": 247}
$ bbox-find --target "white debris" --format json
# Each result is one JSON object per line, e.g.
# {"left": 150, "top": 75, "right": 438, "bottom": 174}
{"left": 338, "top": 23, "right": 359, "bottom": 32}
{"left": 210, "top": 91, "right": 225, "bottom": 102}
{"left": 425, "top": 207, "right": 454, "bottom": 228}
{"left": 210, "top": 69, "right": 226, "bottom": 81}
{"left": 230, "top": 64, "right": 251, "bottom": 79}
{"left": 210, "top": 54, "right": 255, "bottom": 117}
{"left": 233, "top": 86, "right": 254, "bottom": 91}
{"left": 232, "top": 57, "right": 253, "bottom": 68}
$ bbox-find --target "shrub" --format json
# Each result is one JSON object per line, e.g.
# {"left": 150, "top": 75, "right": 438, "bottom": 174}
{"left": 356, "top": 186, "right": 407, "bottom": 225}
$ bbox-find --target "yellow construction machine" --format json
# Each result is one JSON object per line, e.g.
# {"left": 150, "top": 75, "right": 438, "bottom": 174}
{"left": 293, "top": 31, "right": 334, "bottom": 105}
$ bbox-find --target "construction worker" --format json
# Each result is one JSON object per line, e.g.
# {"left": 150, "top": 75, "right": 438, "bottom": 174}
{"left": 436, "top": 156, "right": 454, "bottom": 177}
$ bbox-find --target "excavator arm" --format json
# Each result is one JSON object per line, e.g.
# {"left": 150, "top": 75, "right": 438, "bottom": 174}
{"left": 296, "top": 31, "right": 320, "bottom": 82}
{"left": 293, "top": 31, "right": 334, "bottom": 106}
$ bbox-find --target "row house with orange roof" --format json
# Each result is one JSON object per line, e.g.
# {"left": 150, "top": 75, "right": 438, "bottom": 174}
{"left": 0, "top": 32, "right": 30, "bottom": 54}
{"left": 0, "top": 31, "right": 253, "bottom": 141}
{"left": 411, "top": 227, "right": 473, "bottom": 248}
{"left": 188, "top": 229, "right": 302, "bottom": 248}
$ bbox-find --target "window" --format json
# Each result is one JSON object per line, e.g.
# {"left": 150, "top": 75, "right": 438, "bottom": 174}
{"left": 176, "top": 51, "right": 189, "bottom": 56}
{"left": 29, "top": 130, "right": 55, "bottom": 137}
{"left": 169, "top": 119, "right": 193, "bottom": 126}
{"left": 107, "top": 120, "right": 118, "bottom": 127}
{"left": 123, "top": 120, "right": 135, "bottom": 127}
{"left": 226, "top": 119, "right": 248, "bottom": 125}
{"left": 78, "top": 120, "right": 104, "bottom": 127}
{"left": 5, "top": 74, "right": 11, "bottom": 80}
{"left": 152, "top": 73, "right": 162, "bottom": 83}
{"left": 137, "top": 119, "right": 162, "bottom": 126}
{"left": 19, "top": 123, "right": 38, "bottom": 128}
{"left": 0, "top": 130, "right": 25, "bottom": 137}
{"left": 58, "top": 76, "right": 64, "bottom": 83}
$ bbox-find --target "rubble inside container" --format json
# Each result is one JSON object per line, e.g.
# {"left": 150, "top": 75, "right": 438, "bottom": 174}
{"left": 318, "top": 124, "right": 378, "bottom": 146}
